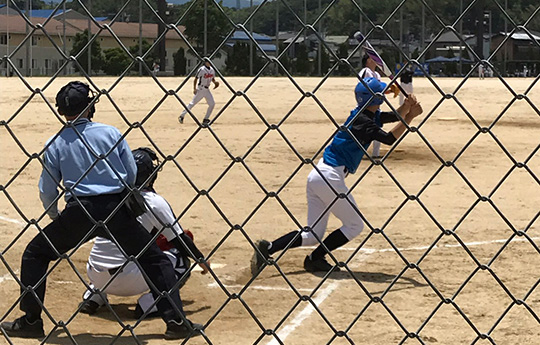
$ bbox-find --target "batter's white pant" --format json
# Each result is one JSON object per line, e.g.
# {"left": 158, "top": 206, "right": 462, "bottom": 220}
{"left": 301, "top": 159, "right": 364, "bottom": 246}
{"left": 180, "top": 87, "right": 215, "bottom": 120}
{"left": 83, "top": 251, "right": 181, "bottom": 315}
{"left": 399, "top": 82, "right": 414, "bottom": 106}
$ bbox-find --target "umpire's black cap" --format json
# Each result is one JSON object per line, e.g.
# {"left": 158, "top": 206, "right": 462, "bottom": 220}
{"left": 55, "top": 81, "right": 94, "bottom": 117}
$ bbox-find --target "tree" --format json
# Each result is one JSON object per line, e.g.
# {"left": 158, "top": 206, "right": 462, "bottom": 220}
{"left": 182, "top": 0, "right": 232, "bottom": 55}
{"left": 225, "top": 42, "right": 264, "bottom": 75}
{"left": 173, "top": 47, "right": 187, "bottom": 76}
{"left": 69, "top": 29, "right": 104, "bottom": 73}
{"left": 336, "top": 42, "right": 350, "bottom": 76}
{"left": 129, "top": 39, "right": 158, "bottom": 75}
{"left": 294, "top": 44, "right": 310, "bottom": 75}
{"left": 102, "top": 47, "right": 131, "bottom": 75}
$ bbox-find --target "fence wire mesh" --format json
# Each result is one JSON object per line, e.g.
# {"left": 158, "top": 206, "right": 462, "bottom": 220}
{"left": 1, "top": 0, "right": 540, "bottom": 344}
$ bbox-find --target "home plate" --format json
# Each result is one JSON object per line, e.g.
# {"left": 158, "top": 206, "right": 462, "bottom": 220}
{"left": 193, "top": 263, "right": 226, "bottom": 271}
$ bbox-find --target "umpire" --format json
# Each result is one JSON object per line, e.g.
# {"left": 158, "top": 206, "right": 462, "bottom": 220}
{"left": 0, "top": 81, "right": 202, "bottom": 340}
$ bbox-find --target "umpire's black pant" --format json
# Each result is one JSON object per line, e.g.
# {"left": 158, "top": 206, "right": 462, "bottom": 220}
{"left": 20, "top": 193, "right": 184, "bottom": 323}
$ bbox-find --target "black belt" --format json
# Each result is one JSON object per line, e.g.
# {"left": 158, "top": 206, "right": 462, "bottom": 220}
{"left": 108, "top": 266, "right": 123, "bottom": 275}
{"left": 203, "top": 86, "right": 209, "bottom": 88}
{"left": 323, "top": 158, "right": 348, "bottom": 174}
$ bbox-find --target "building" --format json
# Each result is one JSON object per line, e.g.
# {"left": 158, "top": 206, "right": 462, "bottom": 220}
{"left": 491, "top": 31, "right": 540, "bottom": 76}
{"left": 0, "top": 11, "right": 199, "bottom": 76}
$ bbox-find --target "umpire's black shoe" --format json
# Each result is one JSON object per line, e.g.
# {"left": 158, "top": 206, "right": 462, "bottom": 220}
{"left": 304, "top": 255, "right": 340, "bottom": 273}
{"left": 250, "top": 239, "right": 271, "bottom": 277}
{"left": 164, "top": 319, "right": 203, "bottom": 340}
{"left": 79, "top": 300, "right": 101, "bottom": 315}
{"left": 134, "top": 304, "right": 160, "bottom": 320}
{"left": 0, "top": 316, "right": 45, "bottom": 338}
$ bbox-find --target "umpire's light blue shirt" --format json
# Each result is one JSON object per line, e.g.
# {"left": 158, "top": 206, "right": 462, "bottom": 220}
{"left": 38, "top": 118, "right": 137, "bottom": 218}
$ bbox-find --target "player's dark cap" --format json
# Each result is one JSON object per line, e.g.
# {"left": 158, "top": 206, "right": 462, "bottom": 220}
{"left": 355, "top": 77, "right": 387, "bottom": 108}
{"left": 133, "top": 147, "right": 160, "bottom": 190}
{"left": 55, "top": 81, "right": 95, "bottom": 117}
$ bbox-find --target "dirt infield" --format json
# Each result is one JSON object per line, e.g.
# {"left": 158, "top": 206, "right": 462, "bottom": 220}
{"left": 1, "top": 76, "right": 540, "bottom": 344}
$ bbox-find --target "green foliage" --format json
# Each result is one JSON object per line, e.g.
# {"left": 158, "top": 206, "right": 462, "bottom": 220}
{"left": 173, "top": 47, "right": 187, "bottom": 76}
{"left": 129, "top": 39, "right": 158, "bottom": 75}
{"left": 225, "top": 43, "right": 264, "bottom": 75}
{"left": 294, "top": 44, "right": 310, "bottom": 75}
{"left": 102, "top": 47, "right": 131, "bottom": 75}
{"left": 69, "top": 29, "right": 104, "bottom": 74}
{"left": 336, "top": 42, "right": 350, "bottom": 76}
{"left": 181, "top": 1, "right": 232, "bottom": 55}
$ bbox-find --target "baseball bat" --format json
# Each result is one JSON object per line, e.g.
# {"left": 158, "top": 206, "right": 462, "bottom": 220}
{"left": 354, "top": 31, "right": 409, "bottom": 98}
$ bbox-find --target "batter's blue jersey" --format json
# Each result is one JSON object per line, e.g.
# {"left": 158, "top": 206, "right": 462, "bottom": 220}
{"left": 323, "top": 107, "right": 397, "bottom": 174}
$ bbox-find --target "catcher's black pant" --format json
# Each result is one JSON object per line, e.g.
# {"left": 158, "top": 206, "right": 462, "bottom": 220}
{"left": 20, "top": 193, "right": 185, "bottom": 323}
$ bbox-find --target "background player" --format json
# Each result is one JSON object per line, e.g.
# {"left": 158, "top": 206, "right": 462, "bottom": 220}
{"left": 79, "top": 147, "right": 210, "bottom": 318}
{"left": 251, "top": 77, "right": 423, "bottom": 275}
{"left": 178, "top": 59, "right": 220, "bottom": 125}
{"left": 399, "top": 68, "right": 414, "bottom": 106}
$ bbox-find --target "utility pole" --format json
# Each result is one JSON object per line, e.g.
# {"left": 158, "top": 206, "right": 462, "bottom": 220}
{"left": 275, "top": 0, "right": 279, "bottom": 76}
{"left": 63, "top": 0, "right": 66, "bottom": 75}
{"left": 318, "top": 0, "right": 321, "bottom": 76}
{"left": 87, "top": 0, "right": 92, "bottom": 76}
{"left": 249, "top": 0, "right": 253, "bottom": 75}
{"left": 139, "top": 0, "right": 143, "bottom": 76}
{"left": 204, "top": 0, "right": 208, "bottom": 56}
{"left": 157, "top": 0, "right": 167, "bottom": 72}
{"left": 25, "top": 0, "right": 31, "bottom": 76}
{"left": 503, "top": 0, "right": 507, "bottom": 76}
{"left": 421, "top": 3, "right": 425, "bottom": 63}
{"left": 459, "top": 0, "right": 463, "bottom": 76}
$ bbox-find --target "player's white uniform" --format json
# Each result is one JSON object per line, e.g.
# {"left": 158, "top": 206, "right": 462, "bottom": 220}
{"left": 83, "top": 191, "right": 188, "bottom": 315}
{"left": 180, "top": 65, "right": 216, "bottom": 121}
{"left": 358, "top": 67, "right": 382, "bottom": 157}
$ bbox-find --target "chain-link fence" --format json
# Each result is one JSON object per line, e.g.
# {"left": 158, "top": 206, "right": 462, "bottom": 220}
{"left": 1, "top": 0, "right": 540, "bottom": 344}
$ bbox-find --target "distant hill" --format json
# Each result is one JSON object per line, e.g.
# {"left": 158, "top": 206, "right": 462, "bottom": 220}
{"left": 167, "top": 0, "right": 264, "bottom": 8}
{"left": 43, "top": 0, "right": 264, "bottom": 8}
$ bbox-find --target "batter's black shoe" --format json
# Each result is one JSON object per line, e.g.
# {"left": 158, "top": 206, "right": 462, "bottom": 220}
{"left": 164, "top": 319, "right": 203, "bottom": 340}
{"left": 202, "top": 118, "right": 210, "bottom": 126}
{"left": 0, "top": 316, "right": 45, "bottom": 338}
{"left": 79, "top": 300, "right": 101, "bottom": 315}
{"left": 251, "top": 239, "right": 270, "bottom": 277}
{"left": 178, "top": 115, "right": 184, "bottom": 124}
{"left": 303, "top": 255, "right": 340, "bottom": 273}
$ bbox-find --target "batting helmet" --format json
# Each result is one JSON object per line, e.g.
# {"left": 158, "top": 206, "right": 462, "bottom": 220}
{"left": 132, "top": 147, "right": 160, "bottom": 190}
{"left": 355, "top": 77, "right": 387, "bottom": 109}
{"left": 55, "top": 81, "right": 97, "bottom": 118}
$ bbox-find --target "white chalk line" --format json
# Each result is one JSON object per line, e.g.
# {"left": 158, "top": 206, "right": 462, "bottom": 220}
{"left": 308, "top": 236, "right": 540, "bottom": 254}
{"left": 0, "top": 272, "right": 75, "bottom": 285}
{"left": 266, "top": 281, "right": 340, "bottom": 345}
{"left": 0, "top": 215, "right": 25, "bottom": 226}
{"left": 260, "top": 235, "right": 540, "bottom": 345}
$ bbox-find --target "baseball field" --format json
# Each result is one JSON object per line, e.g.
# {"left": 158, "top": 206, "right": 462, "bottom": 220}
{"left": 1, "top": 75, "right": 540, "bottom": 344}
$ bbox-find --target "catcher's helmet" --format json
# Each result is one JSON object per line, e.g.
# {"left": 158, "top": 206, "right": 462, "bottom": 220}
{"left": 55, "top": 81, "right": 97, "bottom": 118}
{"left": 132, "top": 147, "right": 159, "bottom": 189}
{"left": 355, "top": 77, "right": 387, "bottom": 108}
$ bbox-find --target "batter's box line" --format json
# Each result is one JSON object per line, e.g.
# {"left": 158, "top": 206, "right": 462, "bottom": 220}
{"left": 307, "top": 236, "right": 540, "bottom": 254}
{"left": 261, "top": 236, "right": 540, "bottom": 345}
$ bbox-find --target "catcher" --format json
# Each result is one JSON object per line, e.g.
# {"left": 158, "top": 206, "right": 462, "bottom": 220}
{"left": 79, "top": 147, "right": 210, "bottom": 318}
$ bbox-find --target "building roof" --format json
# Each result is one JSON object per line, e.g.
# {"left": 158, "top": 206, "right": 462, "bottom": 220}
{"left": 0, "top": 14, "right": 185, "bottom": 40}
{"left": 22, "top": 9, "right": 66, "bottom": 18}
{"left": 501, "top": 32, "right": 540, "bottom": 41}
{"left": 231, "top": 30, "right": 272, "bottom": 42}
